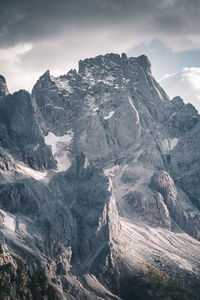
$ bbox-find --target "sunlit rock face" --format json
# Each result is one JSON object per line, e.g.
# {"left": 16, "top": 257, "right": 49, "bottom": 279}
{"left": 0, "top": 53, "right": 200, "bottom": 299}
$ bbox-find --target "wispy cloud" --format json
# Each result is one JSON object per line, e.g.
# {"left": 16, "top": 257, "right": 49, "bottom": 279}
{"left": 160, "top": 68, "right": 200, "bottom": 111}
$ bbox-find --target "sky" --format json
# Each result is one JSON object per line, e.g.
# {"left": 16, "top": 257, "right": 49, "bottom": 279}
{"left": 0, "top": 0, "right": 200, "bottom": 109}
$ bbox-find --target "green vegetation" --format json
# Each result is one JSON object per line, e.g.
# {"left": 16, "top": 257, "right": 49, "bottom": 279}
{"left": 46, "top": 285, "right": 58, "bottom": 300}
{"left": 28, "top": 270, "right": 57, "bottom": 300}
{"left": 16, "top": 259, "right": 27, "bottom": 299}
{"left": 120, "top": 265, "right": 196, "bottom": 300}
{"left": 0, "top": 244, "right": 3, "bottom": 255}
{"left": 0, "top": 272, "right": 10, "bottom": 300}
{"left": 0, "top": 257, "right": 58, "bottom": 300}
{"left": 0, "top": 263, "right": 13, "bottom": 300}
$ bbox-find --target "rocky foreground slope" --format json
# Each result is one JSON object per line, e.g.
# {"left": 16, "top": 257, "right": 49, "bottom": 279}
{"left": 0, "top": 53, "right": 200, "bottom": 299}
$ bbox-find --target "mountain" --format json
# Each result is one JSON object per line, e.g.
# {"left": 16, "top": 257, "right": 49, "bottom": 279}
{"left": 0, "top": 53, "right": 200, "bottom": 299}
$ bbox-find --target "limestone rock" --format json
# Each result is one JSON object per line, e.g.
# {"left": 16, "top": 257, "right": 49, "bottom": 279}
{"left": 0, "top": 53, "right": 200, "bottom": 299}
{"left": 0, "top": 75, "right": 9, "bottom": 97}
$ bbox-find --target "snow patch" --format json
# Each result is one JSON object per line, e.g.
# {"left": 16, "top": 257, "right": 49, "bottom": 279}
{"left": 100, "top": 75, "right": 116, "bottom": 85}
{"left": 83, "top": 68, "right": 96, "bottom": 86}
{"left": 104, "top": 165, "right": 119, "bottom": 177}
{"left": 51, "top": 76, "right": 72, "bottom": 93}
{"left": 128, "top": 97, "right": 140, "bottom": 124}
{"left": 83, "top": 69, "right": 117, "bottom": 87}
{"left": 45, "top": 131, "right": 73, "bottom": 171}
{"left": 85, "top": 95, "right": 99, "bottom": 115}
{"left": 44, "top": 103, "right": 65, "bottom": 111}
{"left": 104, "top": 110, "right": 115, "bottom": 120}
{"left": 154, "top": 85, "right": 165, "bottom": 101}
{"left": 162, "top": 138, "right": 179, "bottom": 152}
{"left": 83, "top": 156, "right": 90, "bottom": 169}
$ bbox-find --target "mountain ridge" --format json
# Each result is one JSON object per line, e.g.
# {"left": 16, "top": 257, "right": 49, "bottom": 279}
{"left": 0, "top": 52, "right": 200, "bottom": 299}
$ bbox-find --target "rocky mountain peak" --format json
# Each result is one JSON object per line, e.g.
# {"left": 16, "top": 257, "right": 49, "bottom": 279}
{"left": 136, "top": 54, "right": 152, "bottom": 74}
{"left": 34, "top": 70, "right": 53, "bottom": 90}
{"left": 171, "top": 96, "right": 185, "bottom": 108}
{"left": 0, "top": 75, "right": 9, "bottom": 97}
{"left": 1, "top": 52, "right": 200, "bottom": 299}
{"left": 78, "top": 53, "right": 123, "bottom": 71}
{"left": 78, "top": 53, "right": 151, "bottom": 78}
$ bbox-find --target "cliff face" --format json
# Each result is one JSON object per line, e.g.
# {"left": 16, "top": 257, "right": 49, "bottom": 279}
{"left": 0, "top": 76, "right": 9, "bottom": 98}
{"left": 0, "top": 53, "right": 200, "bottom": 299}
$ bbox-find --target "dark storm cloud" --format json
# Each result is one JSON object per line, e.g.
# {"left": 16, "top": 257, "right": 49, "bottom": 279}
{"left": 0, "top": 0, "right": 131, "bottom": 46}
{"left": 1, "top": 0, "right": 200, "bottom": 93}
{"left": 1, "top": 0, "right": 200, "bottom": 48}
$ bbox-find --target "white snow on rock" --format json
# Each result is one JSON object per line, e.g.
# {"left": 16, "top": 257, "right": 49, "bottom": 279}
{"left": 101, "top": 75, "right": 116, "bottom": 85}
{"left": 83, "top": 156, "right": 90, "bottom": 169}
{"left": 83, "top": 69, "right": 117, "bottom": 87}
{"left": 162, "top": 138, "right": 179, "bottom": 153}
{"left": 51, "top": 76, "right": 72, "bottom": 93}
{"left": 104, "top": 165, "right": 119, "bottom": 177}
{"left": 83, "top": 68, "right": 96, "bottom": 86}
{"left": 128, "top": 97, "right": 140, "bottom": 124}
{"left": 84, "top": 95, "right": 99, "bottom": 115}
{"left": 104, "top": 110, "right": 115, "bottom": 120}
{"left": 45, "top": 131, "right": 73, "bottom": 171}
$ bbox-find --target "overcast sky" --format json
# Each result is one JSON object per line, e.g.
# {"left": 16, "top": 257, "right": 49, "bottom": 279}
{"left": 1, "top": 0, "right": 200, "bottom": 100}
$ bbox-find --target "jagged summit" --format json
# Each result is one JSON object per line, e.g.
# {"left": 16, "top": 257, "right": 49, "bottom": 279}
{"left": 78, "top": 52, "right": 151, "bottom": 74}
{"left": 33, "top": 52, "right": 169, "bottom": 118}
{"left": 34, "top": 53, "right": 153, "bottom": 96}
{"left": 0, "top": 74, "right": 9, "bottom": 97}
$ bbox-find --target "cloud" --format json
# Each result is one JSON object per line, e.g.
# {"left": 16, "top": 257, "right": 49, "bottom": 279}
{"left": 160, "top": 68, "right": 200, "bottom": 111}
{"left": 0, "top": 43, "right": 41, "bottom": 92}
{"left": 1, "top": 0, "right": 200, "bottom": 92}
{"left": 1, "top": 0, "right": 200, "bottom": 50}
{"left": 128, "top": 40, "right": 200, "bottom": 79}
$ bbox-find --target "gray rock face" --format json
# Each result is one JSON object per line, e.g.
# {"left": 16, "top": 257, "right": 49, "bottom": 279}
{"left": 166, "top": 97, "right": 199, "bottom": 137}
{"left": 0, "top": 53, "right": 200, "bottom": 299}
{"left": 124, "top": 189, "right": 171, "bottom": 229}
{"left": 0, "top": 154, "right": 122, "bottom": 299}
{"left": 0, "top": 75, "right": 9, "bottom": 97}
{"left": 170, "top": 121, "right": 200, "bottom": 209}
{"left": 151, "top": 171, "right": 200, "bottom": 239}
{"left": 0, "top": 90, "right": 57, "bottom": 170}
